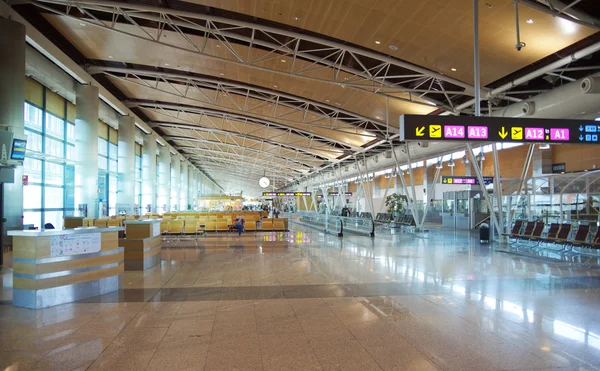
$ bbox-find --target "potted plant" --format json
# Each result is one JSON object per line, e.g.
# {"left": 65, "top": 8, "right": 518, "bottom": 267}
{"left": 385, "top": 193, "right": 408, "bottom": 225}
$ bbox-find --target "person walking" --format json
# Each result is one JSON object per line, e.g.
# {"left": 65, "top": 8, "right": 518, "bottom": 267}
{"left": 274, "top": 207, "right": 280, "bottom": 218}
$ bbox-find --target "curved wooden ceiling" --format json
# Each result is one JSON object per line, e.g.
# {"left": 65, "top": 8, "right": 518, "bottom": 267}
{"left": 20, "top": 0, "right": 598, "bottom": 192}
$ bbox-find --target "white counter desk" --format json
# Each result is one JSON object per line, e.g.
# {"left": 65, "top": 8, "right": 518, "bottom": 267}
{"left": 8, "top": 227, "right": 124, "bottom": 309}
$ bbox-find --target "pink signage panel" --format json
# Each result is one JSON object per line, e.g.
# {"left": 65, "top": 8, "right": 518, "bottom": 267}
{"left": 467, "top": 126, "right": 489, "bottom": 139}
{"left": 525, "top": 127, "right": 544, "bottom": 141}
{"left": 550, "top": 128, "right": 570, "bottom": 141}
{"left": 444, "top": 126, "right": 465, "bottom": 139}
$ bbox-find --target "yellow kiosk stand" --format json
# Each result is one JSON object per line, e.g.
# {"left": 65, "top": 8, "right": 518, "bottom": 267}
{"left": 8, "top": 227, "right": 124, "bottom": 309}
{"left": 120, "top": 219, "right": 162, "bottom": 270}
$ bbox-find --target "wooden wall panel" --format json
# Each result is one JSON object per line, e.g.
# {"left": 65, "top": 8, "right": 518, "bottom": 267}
{"left": 552, "top": 144, "right": 600, "bottom": 173}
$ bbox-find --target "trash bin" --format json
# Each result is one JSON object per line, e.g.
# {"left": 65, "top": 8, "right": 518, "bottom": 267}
{"left": 480, "top": 223, "right": 489, "bottom": 243}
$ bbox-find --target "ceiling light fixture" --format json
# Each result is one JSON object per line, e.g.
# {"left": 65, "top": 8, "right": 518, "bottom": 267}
{"left": 273, "top": 85, "right": 278, "bottom": 88}
{"left": 325, "top": 99, "right": 330, "bottom": 102}
{"left": 108, "top": 55, "right": 114, "bottom": 59}
{"left": 451, "top": 68, "right": 457, "bottom": 72}
{"left": 539, "top": 143, "right": 550, "bottom": 150}
{"left": 216, "top": 44, "right": 221, "bottom": 48}
{"left": 219, "top": 73, "right": 224, "bottom": 76}
{"left": 80, "top": 23, "right": 86, "bottom": 26}
{"left": 526, "top": 19, "right": 534, "bottom": 24}
{"left": 164, "top": 63, "right": 170, "bottom": 66}
{"left": 294, "top": 16, "right": 299, "bottom": 20}
{"left": 375, "top": 40, "right": 381, "bottom": 45}
{"left": 281, "top": 59, "right": 286, "bottom": 62}
{"left": 389, "top": 45, "right": 398, "bottom": 51}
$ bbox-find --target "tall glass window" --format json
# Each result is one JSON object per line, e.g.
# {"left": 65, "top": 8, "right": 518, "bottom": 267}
{"left": 134, "top": 143, "right": 143, "bottom": 215}
{"left": 98, "top": 122, "right": 118, "bottom": 216}
{"left": 22, "top": 80, "right": 75, "bottom": 229}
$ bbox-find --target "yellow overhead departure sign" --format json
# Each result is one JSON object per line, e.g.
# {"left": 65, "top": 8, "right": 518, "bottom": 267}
{"left": 429, "top": 125, "right": 441, "bottom": 138}
{"left": 511, "top": 127, "right": 523, "bottom": 140}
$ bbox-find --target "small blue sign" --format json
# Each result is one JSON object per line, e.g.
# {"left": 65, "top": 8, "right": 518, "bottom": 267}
{"left": 586, "top": 125, "right": 597, "bottom": 132}
{"left": 586, "top": 134, "right": 592, "bottom": 141}
{"left": 593, "top": 135, "right": 599, "bottom": 142}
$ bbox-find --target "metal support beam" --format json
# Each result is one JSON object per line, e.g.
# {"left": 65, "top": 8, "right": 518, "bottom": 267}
{"left": 466, "top": 143, "right": 501, "bottom": 235}
{"left": 405, "top": 144, "right": 422, "bottom": 230}
{"left": 420, "top": 166, "right": 441, "bottom": 227}
{"left": 510, "top": 144, "right": 535, "bottom": 223}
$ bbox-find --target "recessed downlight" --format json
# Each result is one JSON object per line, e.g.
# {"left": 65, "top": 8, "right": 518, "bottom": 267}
{"left": 526, "top": 18, "right": 534, "bottom": 24}
{"left": 108, "top": 55, "right": 114, "bottom": 59}
{"left": 281, "top": 59, "right": 286, "bottom": 62}
{"left": 294, "top": 16, "right": 299, "bottom": 21}
{"left": 79, "top": 23, "right": 86, "bottom": 27}
{"left": 375, "top": 40, "right": 381, "bottom": 45}
{"left": 451, "top": 68, "right": 457, "bottom": 72}
{"left": 273, "top": 85, "right": 278, "bottom": 88}
{"left": 164, "top": 63, "right": 170, "bottom": 66}
{"left": 219, "top": 73, "right": 224, "bottom": 76}
{"left": 389, "top": 45, "right": 398, "bottom": 51}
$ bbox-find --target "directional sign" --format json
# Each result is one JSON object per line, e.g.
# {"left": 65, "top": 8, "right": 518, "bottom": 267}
{"left": 263, "top": 192, "right": 312, "bottom": 197}
{"left": 441, "top": 176, "right": 494, "bottom": 185}
{"left": 400, "top": 114, "right": 600, "bottom": 144}
{"left": 327, "top": 192, "right": 353, "bottom": 196}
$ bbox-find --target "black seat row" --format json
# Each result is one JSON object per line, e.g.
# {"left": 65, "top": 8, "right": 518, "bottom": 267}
{"left": 507, "top": 220, "right": 600, "bottom": 252}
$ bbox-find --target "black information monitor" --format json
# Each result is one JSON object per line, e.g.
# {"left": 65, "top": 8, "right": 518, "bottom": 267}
{"left": 10, "top": 139, "right": 27, "bottom": 160}
{"left": 442, "top": 176, "right": 494, "bottom": 185}
{"left": 400, "top": 114, "right": 600, "bottom": 144}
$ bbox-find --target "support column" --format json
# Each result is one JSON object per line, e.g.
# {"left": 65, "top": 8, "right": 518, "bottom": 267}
{"left": 157, "top": 145, "right": 171, "bottom": 214}
{"left": 117, "top": 116, "right": 135, "bottom": 214}
{"left": 171, "top": 155, "right": 180, "bottom": 211}
{"left": 142, "top": 134, "right": 157, "bottom": 213}
{"left": 180, "top": 161, "right": 188, "bottom": 210}
{"left": 0, "top": 19, "right": 25, "bottom": 253}
{"left": 75, "top": 84, "right": 99, "bottom": 219}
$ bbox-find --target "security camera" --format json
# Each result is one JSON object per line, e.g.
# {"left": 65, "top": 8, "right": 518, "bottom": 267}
{"left": 417, "top": 142, "right": 429, "bottom": 148}
{"left": 515, "top": 42, "right": 526, "bottom": 52}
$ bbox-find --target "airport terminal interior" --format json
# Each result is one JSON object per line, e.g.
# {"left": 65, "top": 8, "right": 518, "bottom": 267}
{"left": 2, "top": 0, "right": 600, "bottom": 370}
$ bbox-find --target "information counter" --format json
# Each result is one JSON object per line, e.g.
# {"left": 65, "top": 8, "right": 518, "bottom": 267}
{"left": 121, "top": 219, "right": 162, "bottom": 270}
{"left": 8, "top": 227, "right": 124, "bottom": 309}
{"left": 63, "top": 216, "right": 85, "bottom": 229}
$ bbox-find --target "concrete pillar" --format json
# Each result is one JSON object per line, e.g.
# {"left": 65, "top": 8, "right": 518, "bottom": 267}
{"left": 0, "top": 19, "right": 26, "bottom": 245}
{"left": 180, "top": 161, "right": 188, "bottom": 210}
{"left": 171, "top": 155, "right": 180, "bottom": 212}
{"left": 75, "top": 84, "right": 99, "bottom": 218}
{"left": 188, "top": 167, "right": 198, "bottom": 210}
{"left": 157, "top": 145, "right": 171, "bottom": 213}
{"left": 142, "top": 134, "right": 157, "bottom": 213}
{"left": 117, "top": 116, "right": 135, "bottom": 213}
{"left": 533, "top": 146, "right": 553, "bottom": 176}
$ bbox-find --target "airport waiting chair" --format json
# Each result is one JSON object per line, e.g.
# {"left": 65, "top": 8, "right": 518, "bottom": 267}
{"left": 543, "top": 223, "right": 560, "bottom": 241}
{"left": 216, "top": 221, "right": 229, "bottom": 234}
{"left": 107, "top": 219, "right": 121, "bottom": 227}
{"left": 505, "top": 220, "right": 524, "bottom": 238}
{"left": 168, "top": 220, "right": 184, "bottom": 236}
{"left": 562, "top": 224, "right": 590, "bottom": 255}
{"left": 569, "top": 224, "right": 591, "bottom": 247}
{"left": 160, "top": 220, "right": 170, "bottom": 235}
{"left": 555, "top": 224, "right": 573, "bottom": 243}
{"left": 262, "top": 220, "right": 274, "bottom": 231}
{"left": 522, "top": 222, "right": 545, "bottom": 245}
{"left": 184, "top": 220, "right": 202, "bottom": 239}
{"left": 273, "top": 221, "right": 286, "bottom": 232}
{"left": 244, "top": 220, "right": 257, "bottom": 236}
{"left": 511, "top": 222, "right": 535, "bottom": 243}
{"left": 205, "top": 221, "right": 217, "bottom": 233}
{"left": 93, "top": 219, "right": 108, "bottom": 227}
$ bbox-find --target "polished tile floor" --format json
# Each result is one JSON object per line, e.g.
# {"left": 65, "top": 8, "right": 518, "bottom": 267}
{"left": 2, "top": 224, "right": 600, "bottom": 370}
